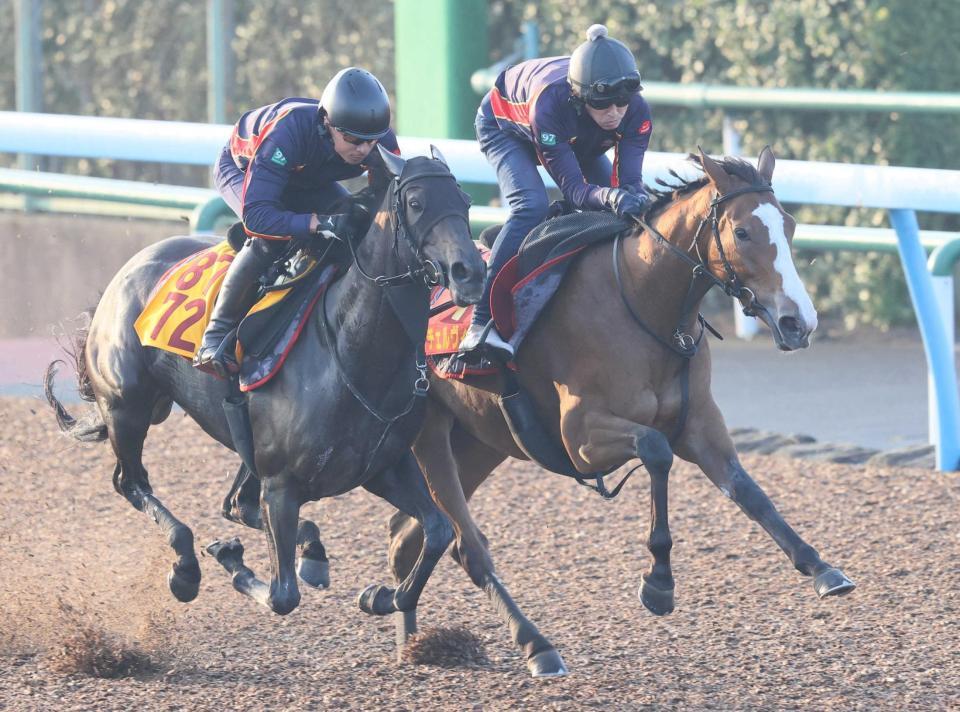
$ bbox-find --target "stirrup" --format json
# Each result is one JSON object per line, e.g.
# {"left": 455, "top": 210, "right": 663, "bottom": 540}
{"left": 459, "top": 321, "right": 514, "bottom": 359}
{"left": 193, "top": 329, "right": 239, "bottom": 378}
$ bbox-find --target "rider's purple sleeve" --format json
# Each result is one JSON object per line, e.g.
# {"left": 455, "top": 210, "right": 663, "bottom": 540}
{"left": 241, "top": 133, "right": 313, "bottom": 241}
{"left": 530, "top": 87, "right": 605, "bottom": 211}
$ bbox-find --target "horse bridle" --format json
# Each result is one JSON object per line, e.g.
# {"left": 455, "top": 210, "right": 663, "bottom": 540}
{"left": 620, "top": 182, "right": 776, "bottom": 357}
{"left": 345, "top": 163, "right": 471, "bottom": 289}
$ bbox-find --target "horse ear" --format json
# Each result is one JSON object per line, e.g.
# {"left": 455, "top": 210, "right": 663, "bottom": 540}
{"left": 757, "top": 145, "right": 775, "bottom": 184}
{"left": 429, "top": 144, "right": 449, "bottom": 168}
{"left": 698, "top": 146, "right": 732, "bottom": 194}
{"left": 377, "top": 145, "right": 406, "bottom": 178}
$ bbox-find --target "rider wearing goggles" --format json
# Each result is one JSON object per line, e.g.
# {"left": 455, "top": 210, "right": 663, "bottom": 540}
{"left": 194, "top": 68, "right": 400, "bottom": 377}
{"left": 584, "top": 75, "right": 643, "bottom": 109}
{"left": 460, "top": 24, "right": 654, "bottom": 358}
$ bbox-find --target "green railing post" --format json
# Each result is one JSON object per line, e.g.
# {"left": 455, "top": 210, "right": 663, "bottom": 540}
{"left": 207, "top": 0, "right": 234, "bottom": 126}
{"left": 395, "top": 0, "right": 493, "bottom": 214}
{"left": 14, "top": 0, "right": 42, "bottom": 189}
{"left": 394, "top": 0, "right": 488, "bottom": 140}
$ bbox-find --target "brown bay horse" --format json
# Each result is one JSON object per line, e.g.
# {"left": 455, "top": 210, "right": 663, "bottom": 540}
{"left": 387, "top": 147, "right": 855, "bottom": 677}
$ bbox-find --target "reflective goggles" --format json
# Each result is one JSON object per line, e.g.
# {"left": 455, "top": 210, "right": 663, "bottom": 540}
{"left": 586, "top": 75, "right": 642, "bottom": 109}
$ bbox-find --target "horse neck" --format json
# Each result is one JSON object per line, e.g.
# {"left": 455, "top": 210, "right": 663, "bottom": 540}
{"left": 621, "top": 185, "right": 717, "bottom": 331}
{"left": 321, "top": 190, "right": 426, "bottom": 391}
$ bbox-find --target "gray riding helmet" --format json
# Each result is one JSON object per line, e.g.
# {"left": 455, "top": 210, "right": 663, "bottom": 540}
{"left": 320, "top": 67, "right": 391, "bottom": 140}
{"left": 567, "top": 25, "right": 642, "bottom": 105}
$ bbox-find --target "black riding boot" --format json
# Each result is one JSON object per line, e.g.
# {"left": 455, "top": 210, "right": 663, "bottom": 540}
{"left": 193, "top": 238, "right": 276, "bottom": 377}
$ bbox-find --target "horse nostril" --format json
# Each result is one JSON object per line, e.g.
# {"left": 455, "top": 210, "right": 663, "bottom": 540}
{"left": 450, "top": 261, "right": 469, "bottom": 283}
{"left": 779, "top": 316, "right": 803, "bottom": 337}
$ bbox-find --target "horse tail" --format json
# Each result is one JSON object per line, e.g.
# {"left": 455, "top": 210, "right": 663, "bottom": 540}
{"left": 43, "top": 310, "right": 108, "bottom": 443}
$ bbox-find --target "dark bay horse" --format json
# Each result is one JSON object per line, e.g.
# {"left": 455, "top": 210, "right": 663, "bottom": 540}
{"left": 387, "top": 148, "right": 855, "bottom": 677}
{"left": 45, "top": 147, "right": 485, "bottom": 618}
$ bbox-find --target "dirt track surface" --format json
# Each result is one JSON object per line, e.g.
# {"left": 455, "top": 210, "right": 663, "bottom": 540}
{"left": 1, "top": 396, "right": 959, "bottom": 710}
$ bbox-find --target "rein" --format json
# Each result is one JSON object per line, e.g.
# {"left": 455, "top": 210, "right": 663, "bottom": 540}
{"left": 323, "top": 161, "right": 469, "bottom": 479}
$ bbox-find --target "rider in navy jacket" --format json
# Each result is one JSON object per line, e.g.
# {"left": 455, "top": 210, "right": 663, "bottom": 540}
{"left": 460, "top": 25, "right": 653, "bottom": 357}
{"left": 194, "top": 68, "right": 399, "bottom": 377}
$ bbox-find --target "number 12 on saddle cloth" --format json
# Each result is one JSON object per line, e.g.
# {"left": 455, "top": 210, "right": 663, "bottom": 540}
{"left": 134, "top": 241, "right": 289, "bottom": 360}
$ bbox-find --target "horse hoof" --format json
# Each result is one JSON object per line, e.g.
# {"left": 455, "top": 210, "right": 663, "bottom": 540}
{"left": 297, "top": 556, "right": 330, "bottom": 589}
{"left": 527, "top": 648, "right": 568, "bottom": 678}
{"left": 814, "top": 568, "right": 856, "bottom": 598}
{"left": 205, "top": 537, "right": 244, "bottom": 568}
{"left": 168, "top": 564, "right": 200, "bottom": 603}
{"left": 639, "top": 575, "right": 675, "bottom": 616}
{"left": 357, "top": 584, "right": 396, "bottom": 616}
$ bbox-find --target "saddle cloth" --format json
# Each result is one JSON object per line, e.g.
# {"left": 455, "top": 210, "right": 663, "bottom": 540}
{"left": 428, "top": 211, "right": 630, "bottom": 379}
{"left": 134, "top": 240, "right": 337, "bottom": 391}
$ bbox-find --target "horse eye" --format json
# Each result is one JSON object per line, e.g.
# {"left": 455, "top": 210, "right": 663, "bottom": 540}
{"left": 408, "top": 199, "right": 422, "bottom": 210}
{"left": 734, "top": 227, "right": 750, "bottom": 241}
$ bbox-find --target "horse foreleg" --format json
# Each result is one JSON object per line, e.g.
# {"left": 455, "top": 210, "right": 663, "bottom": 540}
{"left": 207, "top": 475, "right": 303, "bottom": 614}
{"left": 358, "top": 451, "right": 453, "bottom": 618}
{"left": 677, "top": 397, "right": 855, "bottom": 599}
{"left": 412, "top": 407, "right": 567, "bottom": 678}
{"left": 573, "top": 410, "right": 676, "bottom": 615}
{"left": 220, "top": 464, "right": 329, "bottom": 589}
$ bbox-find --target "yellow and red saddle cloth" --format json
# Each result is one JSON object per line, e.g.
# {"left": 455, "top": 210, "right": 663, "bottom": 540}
{"left": 134, "top": 241, "right": 335, "bottom": 390}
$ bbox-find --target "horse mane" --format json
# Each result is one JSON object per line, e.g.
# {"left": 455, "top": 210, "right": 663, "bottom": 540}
{"left": 645, "top": 154, "right": 768, "bottom": 216}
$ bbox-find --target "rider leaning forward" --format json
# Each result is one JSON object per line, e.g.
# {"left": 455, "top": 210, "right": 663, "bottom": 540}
{"left": 194, "top": 67, "right": 400, "bottom": 376}
{"left": 459, "top": 24, "right": 654, "bottom": 358}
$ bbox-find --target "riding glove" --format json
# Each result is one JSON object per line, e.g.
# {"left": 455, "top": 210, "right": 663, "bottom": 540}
{"left": 601, "top": 187, "right": 649, "bottom": 218}
{"left": 314, "top": 213, "right": 353, "bottom": 242}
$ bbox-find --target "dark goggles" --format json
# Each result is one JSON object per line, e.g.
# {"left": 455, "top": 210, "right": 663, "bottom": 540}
{"left": 336, "top": 128, "right": 379, "bottom": 146}
{"left": 586, "top": 75, "right": 642, "bottom": 109}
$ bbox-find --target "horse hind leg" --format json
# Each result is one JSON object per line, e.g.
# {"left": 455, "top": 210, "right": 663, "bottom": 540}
{"left": 387, "top": 425, "right": 502, "bottom": 640}
{"left": 104, "top": 399, "right": 201, "bottom": 603}
{"left": 411, "top": 415, "right": 566, "bottom": 678}
{"left": 220, "top": 464, "right": 329, "bottom": 589}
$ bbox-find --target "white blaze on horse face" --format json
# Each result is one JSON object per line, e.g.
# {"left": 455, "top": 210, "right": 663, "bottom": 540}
{"left": 752, "top": 203, "right": 818, "bottom": 331}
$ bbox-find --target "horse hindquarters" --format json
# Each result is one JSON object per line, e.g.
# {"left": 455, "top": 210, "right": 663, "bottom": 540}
{"left": 79, "top": 236, "right": 228, "bottom": 604}
{"left": 87, "top": 330, "right": 200, "bottom": 603}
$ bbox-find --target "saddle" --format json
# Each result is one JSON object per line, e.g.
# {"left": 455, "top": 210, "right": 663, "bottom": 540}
{"left": 427, "top": 210, "right": 634, "bottom": 492}
{"left": 427, "top": 211, "right": 631, "bottom": 379}
{"left": 134, "top": 231, "right": 340, "bottom": 391}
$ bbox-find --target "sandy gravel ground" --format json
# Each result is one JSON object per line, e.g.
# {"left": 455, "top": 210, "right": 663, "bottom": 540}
{"left": 1, "top": 396, "right": 959, "bottom": 710}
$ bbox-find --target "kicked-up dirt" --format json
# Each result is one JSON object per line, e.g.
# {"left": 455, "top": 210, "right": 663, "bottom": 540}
{"left": 1, "top": 396, "right": 958, "bottom": 710}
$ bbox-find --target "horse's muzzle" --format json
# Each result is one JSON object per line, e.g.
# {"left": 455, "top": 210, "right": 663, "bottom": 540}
{"left": 775, "top": 315, "right": 811, "bottom": 351}
{"left": 447, "top": 256, "right": 485, "bottom": 307}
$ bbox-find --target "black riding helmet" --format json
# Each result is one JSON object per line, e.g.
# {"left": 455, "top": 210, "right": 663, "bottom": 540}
{"left": 319, "top": 67, "right": 391, "bottom": 140}
{"left": 567, "top": 25, "right": 642, "bottom": 109}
